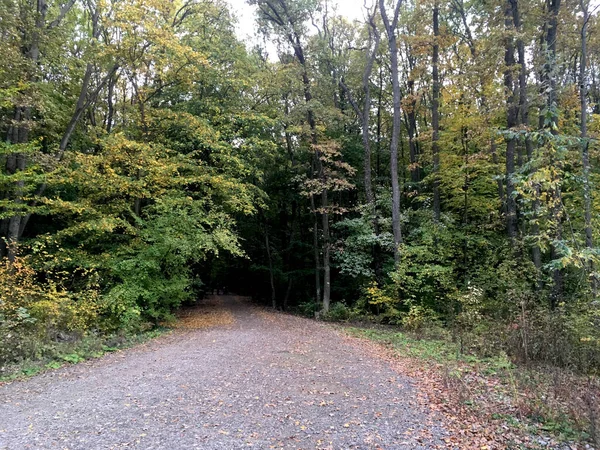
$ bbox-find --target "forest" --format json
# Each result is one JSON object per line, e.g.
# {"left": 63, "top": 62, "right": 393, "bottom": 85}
{"left": 1, "top": 0, "right": 600, "bottom": 375}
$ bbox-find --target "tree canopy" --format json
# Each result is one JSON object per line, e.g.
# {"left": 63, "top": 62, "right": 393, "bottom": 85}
{"left": 1, "top": 0, "right": 600, "bottom": 373}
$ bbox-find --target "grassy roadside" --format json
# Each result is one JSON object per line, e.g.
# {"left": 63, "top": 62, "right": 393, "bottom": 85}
{"left": 0, "top": 327, "right": 170, "bottom": 383}
{"left": 344, "top": 326, "right": 599, "bottom": 450}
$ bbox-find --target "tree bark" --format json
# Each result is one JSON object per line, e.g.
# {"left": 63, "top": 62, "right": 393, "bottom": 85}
{"left": 504, "top": 0, "right": 518, "bottom": 240}
{"left": 507, "top": 0, "right": 541, "bottom": 271}
{"left": 3, "top": 0, "right": 99, "bottom": 250}
{"left": 379, "top": 0, "right": 404, "bottom": 263}
{"left": 579, "top": 0, "right": 594, "bottom": 292}
{"left": 406, "top": 77, "right": 420, "bottom": 186}
{"left": 311, "top": 192, "right": 321, "bottom": 304}
{"left": 339, "top": 6, "right": 382, "bottom": 278}
{"left": 264, "top": 220, "right": 277, "bottom": 309}
{"left": 432, "top": 4, "right": 441, "bottom": 223}
{"left": 255, "top": 0, "right": 331, "bottom": 310}
{"left": 541, "top": 0, "right": 563, "bottom": 306}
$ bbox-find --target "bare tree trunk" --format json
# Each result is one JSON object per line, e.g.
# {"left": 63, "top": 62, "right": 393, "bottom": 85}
{"left": 376, "top": 66, "right": 383, "bottom": 179}
{"left": 311, "top": 192, "right": 321, "bottom": 304}
{"left": 379, "top": 0, "right": 404, "bottom": 263}
{"left": 432, "top": 4, "right": 441, "bottom": 223}
{"left": 339, "top": 6, "right": 381, "bottom": 279}
{"left": 292, "top": 25, "right": 330, "bottom": 312}
{"left": 579, "top": 0, "right": 595, "bottom": 293}
{"left": 106, "top": 72, "right": 116, "bottom": 133}
{"left": 339, "top": 17, "right": 379, "bottom": 208}
{"left": 2, "top": 0, "right": 49, "bottom": 262}
{"left": 264, "top": 220, "right": 277, "bottom": 309}
{"left": 461, "top": 127, "right": 470, "bottom": 284}
{"left": 504, "top": 0, "right": 518, "bottom": 240}
{"left": 5, "top": 153, "right": 26, "bottom": 262}
{"left": 10, "top": 2, "right": 110, "bottom": 243}
{"left": 507, "top": 0, "right": 542, "bottom": 270}
{"left": 242, "top": 0, "right": 331, "bottom": 308}
{"left": 321, "top": 189, "right": 331, "bottom": 312}
{"left": 541, "top": 0, "right": 563, "bottom": 305}
{"left": 406, "top": 79, "right": 420, "bottom": 186}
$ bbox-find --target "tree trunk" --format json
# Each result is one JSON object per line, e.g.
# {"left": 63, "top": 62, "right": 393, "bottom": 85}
{"left": 379, "top": 0, "right": 404, "bottom": 263}
{"left": 376, "top": 66, "right": 383, "bottom": 179}
{"left": 504, "top": 0, "right": 518, "bottom": 240}
{"left": 432, "top": 4, "right": 441, "bottom": 223}
{"left": 9, "top": 1, "right": 105, "bottom": 244}
{"left": 5, "top": 153, "right": 26, "bottom": 263}
{"left": 2, "top": 0, "right": 48, "bottom": 261}
{"left": 321, "top": 189, "right": 331, "bottom": 312}
{"left": 339, "top": 7, "right": 381, "bottom": 280}
{"left": 290, "top": 27, "right": 331, "bottom": 312}
{"left": 311, "top": 192, "right": 321, "bottom": 305}
{"left": 542, "top": 0, "right": 563, "bottom": 305}
{"left": 256, "top": 0, "right": 330, "bottom": 309}
{"left": 106, "top": 72, "right": 116, "bottom": 133}
{"left": 580, "top": 0, "right": 594, "bottom": 292}
{"left": 264, "top": 220, "right": 277, "bottom": 309}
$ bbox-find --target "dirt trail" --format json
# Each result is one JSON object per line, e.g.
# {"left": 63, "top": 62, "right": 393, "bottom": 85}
{"left": 0, "top": 296, "right": 447, "bottom": 449}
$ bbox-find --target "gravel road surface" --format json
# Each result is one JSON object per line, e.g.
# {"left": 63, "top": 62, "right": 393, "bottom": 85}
{"left": 0, "top": 296, "right": 447, "bottom": 449}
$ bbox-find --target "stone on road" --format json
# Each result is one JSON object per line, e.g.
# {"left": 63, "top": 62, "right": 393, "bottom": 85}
{"left": 0, "top": 296, "right": 446, "bottom": 449}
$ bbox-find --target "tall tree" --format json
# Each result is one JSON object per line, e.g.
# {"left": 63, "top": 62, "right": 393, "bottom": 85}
{"left": 504, "top": 0, "right": 518, "bottom": 239}
{"left": 432, "top": 2, "right": 441, "bottom": 222}
{"left": 379, "top": 0, "right": 404, "bottom": 262}
{"left": 251, "top": 0, "right": 333, "bottom": 311}
{"left": 1, "top": 0, "right": 76, "bottom": 261}
{"left": 579, "top": 0, "right": 594, "bottom": 291}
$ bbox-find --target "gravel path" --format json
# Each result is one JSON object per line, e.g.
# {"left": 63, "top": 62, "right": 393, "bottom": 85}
{"left": 0, "top": 296, "right": 447, "bottom": 449}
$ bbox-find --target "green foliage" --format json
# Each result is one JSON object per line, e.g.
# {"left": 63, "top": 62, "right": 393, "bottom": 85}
{"left": 0, "top": 257, "right": 100, "bottom": 366}
{"left": 296, "top": 300, "right": 321, "bottom": 318}
{"left": 1, "top": 0, "right": 600, "bottom": 383}
{"left": 334, "top": 212, "right": 394, "bottom": 279}
{"left": 360, "top": 281, "right": 401, "bottom": 322}
{"left": 0, "top": 0, "right": 265, "bottom": 367}
{"left": 401, "top": 303, "right": 439, "bottom": 332}
{"left": 390, "top": 216, "right": 460, "bottom": 312}
{"left": 321, "top": 301, "right": 352, "bottom": 322}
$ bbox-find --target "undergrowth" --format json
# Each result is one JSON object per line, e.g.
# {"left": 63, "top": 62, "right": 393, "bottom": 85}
{"left": 346, "top": 327, "right": 600, "bottom": 448}
{"left": 0, "top": 327, "right": 169, "bottom": 382}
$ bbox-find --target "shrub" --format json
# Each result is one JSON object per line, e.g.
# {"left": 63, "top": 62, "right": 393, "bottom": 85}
{"left": 0, "top": 257, "right": 99, "bottom": 366}
{"left": 296, "top": 300, "right": 321, "bottom": 318}
{"left": 322, "top": 302, "right": 352, "bottom": 322}
{"left": 401, "top": 302, "right": 439, "bottom": 333}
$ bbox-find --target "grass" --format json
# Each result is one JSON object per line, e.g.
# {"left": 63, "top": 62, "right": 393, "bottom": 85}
{"left": 0, "top": 327, "right": 169, "bottom": 383}
{"left": 346, "top": 327, "right": 515, "bottom": 368}
{"left": 345, "top": 326, "right": 599, "bottom": 448}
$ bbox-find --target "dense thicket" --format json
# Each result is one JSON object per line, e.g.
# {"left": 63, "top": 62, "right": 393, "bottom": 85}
{"left": 1, "top": 0, "right": 599, "bottom": 372}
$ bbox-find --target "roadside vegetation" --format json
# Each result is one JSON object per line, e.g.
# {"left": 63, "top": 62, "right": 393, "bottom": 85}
{"left": 1, "top": 0, "right": 599, "bottom": 444}
{"left": 343, "top": 324, "right": 600, "bottom": 448}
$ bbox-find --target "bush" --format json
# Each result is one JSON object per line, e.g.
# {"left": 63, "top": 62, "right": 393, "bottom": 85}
{"left": 296, "top": 300, "right": 321, "bottom": 318}
{"left": 0, "top": 257, "right": 99, "bottom": 366}
{"left": 401, "top": 303, "right": 439, "bottom": 333}
{"left": 322, "top": 302, "right": 352, "bottom": 322}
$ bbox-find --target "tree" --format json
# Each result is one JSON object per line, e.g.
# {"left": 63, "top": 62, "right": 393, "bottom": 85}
{"left": 379, "top": 0, "right": 404, "bottom": 263}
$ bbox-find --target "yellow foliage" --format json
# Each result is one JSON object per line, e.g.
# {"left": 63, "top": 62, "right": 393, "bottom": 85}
{"left": 0, "top": 257, "right": 99, "bottom": 335}
{"left": 364, "top": 281, "right": 395, "bottom": 307}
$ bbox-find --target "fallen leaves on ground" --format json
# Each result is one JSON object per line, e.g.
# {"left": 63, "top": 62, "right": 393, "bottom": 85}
{"left": 174, "top": 296, "right": 235, "bottom": 330}
{"left": 343, "top": 330, "right": 598, "bottom": 450}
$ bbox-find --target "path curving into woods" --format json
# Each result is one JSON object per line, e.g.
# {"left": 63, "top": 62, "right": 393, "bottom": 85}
{"left": 0, "top": 296, "right": 447, "bottom": 449}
